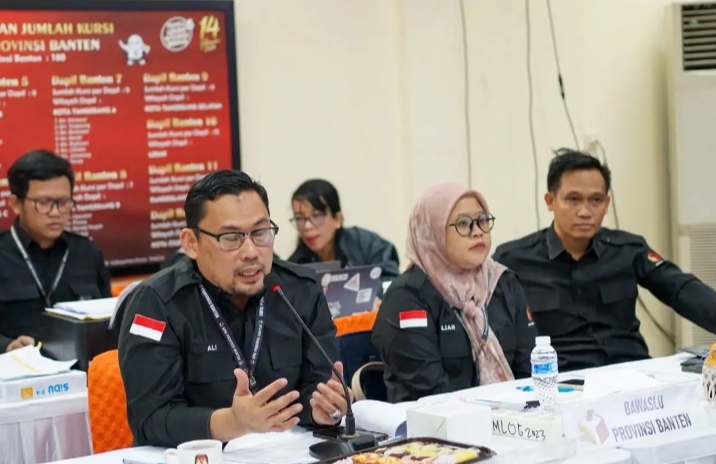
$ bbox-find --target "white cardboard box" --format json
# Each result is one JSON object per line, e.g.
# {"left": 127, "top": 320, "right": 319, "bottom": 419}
{"left": 0, "top": 370, "right": 86, "bottom": 403}
{"left": 406, "top": 400, "right": 492, "bottom": 446}
{"left": 491, "top": 408, "right": 564, "bottom": 442}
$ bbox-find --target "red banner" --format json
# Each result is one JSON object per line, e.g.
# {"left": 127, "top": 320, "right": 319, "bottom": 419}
{"left": 0, "top": 9, "right": 235, "bottom": 267}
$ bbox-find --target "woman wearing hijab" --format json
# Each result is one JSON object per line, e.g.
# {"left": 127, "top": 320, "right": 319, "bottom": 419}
{"left": 372, "top": 183, "right": 536, "bottom": 402}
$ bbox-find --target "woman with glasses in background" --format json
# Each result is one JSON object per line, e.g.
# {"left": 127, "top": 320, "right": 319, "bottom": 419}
{"left": 288, "top": 179, "right": 400, "bottom": 280}
{"left": 371, "top": 183, "right": 536, "bottom": 403}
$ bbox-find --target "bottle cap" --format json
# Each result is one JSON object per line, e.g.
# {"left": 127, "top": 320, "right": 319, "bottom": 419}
{"left": 535, "top": 336, "right": 551, "bottom": 346}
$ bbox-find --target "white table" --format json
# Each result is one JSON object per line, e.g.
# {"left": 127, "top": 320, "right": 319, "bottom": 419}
{"left": 0, "top": 392, "right": 92, "bottom": 464}
{"left": 46, "top": 354, "right": 699, "bottom": 464}
{"left": 40, "top": 447, "right": 164, "bottom": 464}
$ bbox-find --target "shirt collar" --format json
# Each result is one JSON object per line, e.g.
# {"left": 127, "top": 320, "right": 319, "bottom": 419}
{"left": 546, "top": 223, "right": 603, "bottom": 260}
{"left": 12, "top": 219, "right": 66, "bottom": 251}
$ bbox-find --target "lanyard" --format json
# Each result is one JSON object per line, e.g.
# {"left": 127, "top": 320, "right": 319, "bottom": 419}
{"left": 10, "top": 225, "right": 69, "bottom": 308}
{"left": 198, "top": 283, "right": 265, "bottom": 393}
{"left": 455, "top": 304, "right": 489, "bottom": 386}
{"left": 455, "top": 304, "right": 489, "bottom": 345}
{"left": 457, "top": 274, "right": 491, "bottom": 349}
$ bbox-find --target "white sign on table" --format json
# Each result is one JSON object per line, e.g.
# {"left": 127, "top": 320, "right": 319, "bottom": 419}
{"left": 560, "top": 381, "right": 707, "bottom": 447}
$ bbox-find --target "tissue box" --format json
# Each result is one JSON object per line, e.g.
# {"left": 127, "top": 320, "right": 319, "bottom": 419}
{"left": 0, "top": 370, "right": 86, "bottom": 403}
{"left": 491, "top": 408, "right": 563, "bottom": 442}
{"left": 407, "top": 400, "right": 492, "bottom": 446}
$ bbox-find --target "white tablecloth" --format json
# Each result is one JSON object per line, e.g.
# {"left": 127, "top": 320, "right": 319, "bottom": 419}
{"left": 46, "top": 354, "right": 701, "bottom": 464}
{"left": 0, "top": 392, "right": 91, "bottom": 464}
{"left": 40, "top": 447, "right": 164, "bottom": 464}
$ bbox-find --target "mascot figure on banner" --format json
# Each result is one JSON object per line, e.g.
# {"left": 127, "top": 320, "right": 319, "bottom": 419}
{"left": 119, "top": 34, "right": 151, "bottom": 65}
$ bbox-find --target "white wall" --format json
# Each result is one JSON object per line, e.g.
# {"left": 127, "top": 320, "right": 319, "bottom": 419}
{"left": 234, "top": 0, "right": 406, "bottom": 261}
{"left": 235, "top": 0, "right": 675, "bottom": 356}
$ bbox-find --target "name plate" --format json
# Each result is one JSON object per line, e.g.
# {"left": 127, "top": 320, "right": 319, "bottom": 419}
{"left": 491, "top": 409, "right": 563, "bottom": 442}
{"left": 560, "top": 381, "right": 706, "bottom": 446}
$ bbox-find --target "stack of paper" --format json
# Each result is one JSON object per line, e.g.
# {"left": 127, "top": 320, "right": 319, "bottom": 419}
{"left": 224, "top": 428, "right": 322, "bottom": 464}
{"left": 352, "top": 399, "right": 409, "bottom": 438}
{"left": 582, "top": 369, "right": 663, "bottom": 399}
{"left": 0, "top": 346, "right": 77, "bottom": 381}
{"left": 46, "top": 297, "right": 118, "bottom": 320}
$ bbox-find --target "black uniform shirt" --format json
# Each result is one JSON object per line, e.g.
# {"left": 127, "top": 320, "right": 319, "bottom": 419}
{"left": 371, "top": 265, "right": 536, "bottom": 403}
{"left": 118, "top": 258, "right": 338, "bottom": 448}
{"left": 289, "top": 226, "right": 400, "bottom": 280}
{"left": 494, "top": 226, "right": 716, "bottom": 371}
{"left": 0, "top": 222, "right": 111, "bottom": 352}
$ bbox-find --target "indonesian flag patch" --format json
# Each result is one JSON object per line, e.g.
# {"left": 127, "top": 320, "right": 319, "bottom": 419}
{"left": 647, "top": 251, "right": 663, "bottom": 265}
{"left": 129, "top": 314, "right": 166, "bottom": 342}
{"left": 399, "top": 310, "right": 428, "bottom": 329}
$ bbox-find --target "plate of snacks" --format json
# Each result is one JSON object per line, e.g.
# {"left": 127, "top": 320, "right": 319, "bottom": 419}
{"left": 320, "top": 438, "right": 495, "bottom": 464}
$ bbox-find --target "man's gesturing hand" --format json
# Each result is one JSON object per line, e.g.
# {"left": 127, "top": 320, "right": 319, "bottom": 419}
{"left": 311, "top": 361, "right": 352, "bottom": 425}
{"left": 231, "top": 368, "right": 303, "bottom": 434}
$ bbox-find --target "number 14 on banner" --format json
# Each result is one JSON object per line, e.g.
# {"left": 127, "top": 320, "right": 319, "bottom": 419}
{"left": 199, "top": 15, "right": 221, "bottom": 52}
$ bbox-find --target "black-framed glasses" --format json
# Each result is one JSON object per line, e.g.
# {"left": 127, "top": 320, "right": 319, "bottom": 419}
{"left": 289, "top": 213, "right": 326, "bottom": 229}
{"left": 196, "top": 221, "right": 279, "bottom": 251}
{"left": 23, "top": 197, "right": 75, "bottom": 214}
{"left": 446, "top": 214, "right": 495, "bottom": 237}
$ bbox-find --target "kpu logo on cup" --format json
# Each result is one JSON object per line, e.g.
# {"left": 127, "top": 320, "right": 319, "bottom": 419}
{"left": 160, "top": 17, "right": 195, "bottom": 52}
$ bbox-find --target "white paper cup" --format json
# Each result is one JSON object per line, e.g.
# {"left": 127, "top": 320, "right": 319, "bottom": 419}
{"left": 164, "top": 439, "right": 223, "bottom": 464}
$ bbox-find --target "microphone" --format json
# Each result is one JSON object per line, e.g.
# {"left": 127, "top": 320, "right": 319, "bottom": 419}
{"left": 263, "top": 273, "right": 377, "bottom": 460}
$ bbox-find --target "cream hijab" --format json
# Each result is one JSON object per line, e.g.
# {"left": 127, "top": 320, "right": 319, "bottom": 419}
{"left": 406, "top": 183, "right": 514, "bottom": 385}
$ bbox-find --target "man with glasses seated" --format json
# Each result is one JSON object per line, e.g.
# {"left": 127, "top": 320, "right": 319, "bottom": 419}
{"left": 0, "top": 149, "right": 111, "bottom": 353}
{"left": 118, "top": 170, "right": 349, "bottom": 448}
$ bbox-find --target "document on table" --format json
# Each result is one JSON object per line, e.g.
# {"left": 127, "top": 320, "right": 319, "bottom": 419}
{"left": 582, "top": 368, "right": 663, "bottom": 399}
{"left": 46, "top": 297, "right": 118, "bottom": 320}
{"left": 351, "top": 400, "right": 409, "bottom": 438}
{"left": 0, "top": 346, "right": 76, "bottom": 381}
{"left": 223, "top": 428, "right": 323, "bottom": 464}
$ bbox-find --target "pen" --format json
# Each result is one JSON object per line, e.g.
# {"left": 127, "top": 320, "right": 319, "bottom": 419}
{"left": 515, "top": 385, "right": 574, "bottom": 393}
{"left": 468, "top": 399, "right": 527, "bottom": 411}
{"left": 36, "top": 342, "right": 42, "bottom": 351}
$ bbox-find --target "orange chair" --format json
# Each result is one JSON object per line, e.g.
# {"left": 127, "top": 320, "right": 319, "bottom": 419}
{"left": 334, "top": 310, "right": 378, "bottom": 337}
{"left": 111, "top": 275, "right": 151, "bottom": 297}
{"left": 87, "top": 350, "right": 133, "bottom": 453}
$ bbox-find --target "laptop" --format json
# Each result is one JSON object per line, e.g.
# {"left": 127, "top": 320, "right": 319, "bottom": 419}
{"left": 302, "top": 261, "right": 342, "bottom": 273}
{"left": 679, "top": 344, "right": 714, "bottom": 358}
{"left": 315, "top": 265, "right": 383, "bottom": 318}
{"left": 678, "top": 344, "right": 715, "bottom": 374}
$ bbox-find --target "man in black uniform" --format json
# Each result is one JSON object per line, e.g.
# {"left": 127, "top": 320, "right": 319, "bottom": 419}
{"left": 0, "top": 149, "right": 111, "bottom": 353}
{"left": 119, "top": 170, "right": 348, "bottom": 447}
{"left": 494, "top": 149, "right": 716, "bottom": 371}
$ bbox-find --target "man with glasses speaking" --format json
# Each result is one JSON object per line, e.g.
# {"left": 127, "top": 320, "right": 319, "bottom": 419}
{"left": 0, "top": 149, "right": 111, "bottom": 353}
{"left": 118, "top": 170, "right": 349, "bottom": 448}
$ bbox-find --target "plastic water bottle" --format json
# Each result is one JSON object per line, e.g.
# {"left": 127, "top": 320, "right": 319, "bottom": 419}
{"left": 531, "top": 335, "right": 559, "bottom": 413}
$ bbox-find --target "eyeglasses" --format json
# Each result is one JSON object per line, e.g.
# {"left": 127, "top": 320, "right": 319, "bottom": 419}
{"left": 446, "top": 214, "right": 496, "bottom": 237}
{"left": 290, "top": 213, "right": 326, "bottom": 229}
{"left": 196, "top": 221, "right": 279, "bottom": 251}
{"left": 24, "top": 197, "right": 75, "bottom": 214}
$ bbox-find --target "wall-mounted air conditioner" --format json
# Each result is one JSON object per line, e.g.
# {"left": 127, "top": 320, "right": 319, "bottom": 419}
{"left": 666, "top": 1, "right": 716, "bottom": 347}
